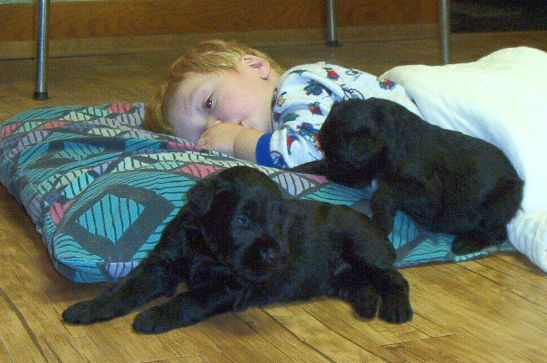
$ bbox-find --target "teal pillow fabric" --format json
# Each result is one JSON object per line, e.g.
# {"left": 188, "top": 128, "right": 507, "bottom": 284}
{"left": 0, "top": 103, "right": 514, "bottom": 283}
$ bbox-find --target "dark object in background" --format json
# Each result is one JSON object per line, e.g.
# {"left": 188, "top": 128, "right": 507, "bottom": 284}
{"left": 451, "top": 0, "right": 547, "bottom": 33}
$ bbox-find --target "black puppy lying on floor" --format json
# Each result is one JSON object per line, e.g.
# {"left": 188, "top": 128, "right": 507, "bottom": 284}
{"left": 63, "top": 166, "right": 412, "bottom": 334}
{"left": 293, "top": 98, "right": 523, "bottom": 255}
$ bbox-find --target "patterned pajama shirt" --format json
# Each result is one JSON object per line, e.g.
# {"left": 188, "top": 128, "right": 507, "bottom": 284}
{"left": 255, "top": 62, "right": 421, "bottom": 168}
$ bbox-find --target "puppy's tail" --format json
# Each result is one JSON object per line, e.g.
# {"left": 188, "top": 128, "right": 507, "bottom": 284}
{"left": 480, "top": 176, "right": 524, "bottom": 238}
{"left": 483, "top": 176, "right": 523, "bottom": 210}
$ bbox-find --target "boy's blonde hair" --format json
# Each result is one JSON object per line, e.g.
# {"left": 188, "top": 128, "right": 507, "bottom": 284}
{"left": 144, "top": 39, "right": 285, "bottom": 134}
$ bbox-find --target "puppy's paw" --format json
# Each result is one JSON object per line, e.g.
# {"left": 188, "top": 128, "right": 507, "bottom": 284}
{"left": 133, "top": 308, "right": 173, "bottom": 334}
{"left": 350, "top": 286, "right": 379, "bottom": 320}
{"left": 379, "top": 291, "right": 413, "bottom": 324}
{"left": 133, "top": 306, "right": 198, "bottom": 334}
{"left": 62, "top": 300, "right": 114, "bottom": 324}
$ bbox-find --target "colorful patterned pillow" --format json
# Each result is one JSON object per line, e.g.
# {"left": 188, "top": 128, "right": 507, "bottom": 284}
{"left": 0, "top": 103, "right": 514, "bottom": 282}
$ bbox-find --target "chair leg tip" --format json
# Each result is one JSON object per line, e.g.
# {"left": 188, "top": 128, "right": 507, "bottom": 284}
{"left": 33, "top": 92, "right": 48, "bottom": 100}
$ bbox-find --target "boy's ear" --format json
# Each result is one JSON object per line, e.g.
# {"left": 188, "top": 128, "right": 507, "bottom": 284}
{"left": 241, "top": 54, "right": 271, "bottom": 80}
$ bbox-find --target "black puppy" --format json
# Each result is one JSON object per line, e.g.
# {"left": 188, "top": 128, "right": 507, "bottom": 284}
{"left": 62, "top": 166, "right": 412, "bottom": 333}
{"left": 293, "top": 98, "right": 523, "bottom": 255}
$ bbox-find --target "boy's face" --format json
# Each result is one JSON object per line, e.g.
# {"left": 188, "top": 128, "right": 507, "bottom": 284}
{"left": 167, "top": 56, "right": 279, "bottom": 143}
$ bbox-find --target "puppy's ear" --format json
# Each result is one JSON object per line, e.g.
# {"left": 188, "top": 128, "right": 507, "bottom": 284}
{"left": 187, "top": 179, "right": 218, "bottom": 216}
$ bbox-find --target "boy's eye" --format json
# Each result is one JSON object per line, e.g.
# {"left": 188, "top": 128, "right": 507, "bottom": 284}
{"left": 204, "top": 95, "right": 213, "bottom": 110}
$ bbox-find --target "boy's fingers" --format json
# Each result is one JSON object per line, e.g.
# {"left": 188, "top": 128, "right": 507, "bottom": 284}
{"left": 196, "top": 135, "right": 207, "bottom": 147}
{"left": 206, "top": 120, "right": 222, "bottom": 129}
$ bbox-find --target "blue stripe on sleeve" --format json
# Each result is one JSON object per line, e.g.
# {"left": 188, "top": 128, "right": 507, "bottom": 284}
{"left": 255, "top": 133, "right": 274, "bottom": 167}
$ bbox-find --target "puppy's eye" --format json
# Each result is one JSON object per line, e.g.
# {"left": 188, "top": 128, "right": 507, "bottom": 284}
{"left": 237, "top": 215, "right": 251, "bottom": 227}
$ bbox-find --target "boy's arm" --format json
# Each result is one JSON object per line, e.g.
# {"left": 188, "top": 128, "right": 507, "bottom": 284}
{"left": 233, "top": 128, "right": 264, "bottom": 163}
{"left": 196, "top": 122, "right": 263, "bottom": 163}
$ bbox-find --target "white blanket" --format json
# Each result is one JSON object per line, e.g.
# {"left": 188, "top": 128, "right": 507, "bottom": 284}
{"left": 383, "top": 47, "right": 547, "bottom": 272}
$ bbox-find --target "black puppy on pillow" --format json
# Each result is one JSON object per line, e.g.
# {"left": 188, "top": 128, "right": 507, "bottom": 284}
{"left": 293, "top": 98, "right": 523, "bottom": 255}
{"left": 62, "top": 166, "right": 412, "bottom": 334}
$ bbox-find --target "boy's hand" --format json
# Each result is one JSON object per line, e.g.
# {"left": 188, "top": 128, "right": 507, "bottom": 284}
{"left": 197, "top": 122, "right": 242, "bottom": 156}
{"left": 197, "top": 122, "right": 265, "bottom": 162}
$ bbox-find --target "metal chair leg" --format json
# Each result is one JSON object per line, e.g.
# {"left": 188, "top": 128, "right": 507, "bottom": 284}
{"left": 326, "top": 0, "right": 339, "bottom": 46}
{"left": 34, "top": 0, "right": 50, "bottom": 100}
{"left": 439, "top": 0, "right": 451, "bottom": 64}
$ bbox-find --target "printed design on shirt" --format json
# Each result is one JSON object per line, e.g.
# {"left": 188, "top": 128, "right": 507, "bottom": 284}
{"left": 341, "top": 86, "right": 365, "bottom": 99}
{"left": 345, "top": 68, "right": 362, "bottom": 81}
{"left": 297, "top": 122, "right": 321, "bottom": 149}
{"left": 273, "top": 111, "right": 282, "bottom": 126}
{"left": 276, "top": 91, "right": 287, "bottom": 107}
{"left": 378, "top": 77, "right": 396, "bottom": 90}
{"left": 271, "top": 88, "right": 278, "bottom": 109}
{"left": 271, "top": 151, "right": 288, "bottom": 168}
{"left": 323, "top": 67, "right": 340, "bottom": 80}
{"left": 289, "top": 69, "right": 306, "bottom": 76}
{"left": 304, "top": 80, "right": 331, "bottom": 96}
{"left": 308, "top": 102, "right": 322, "bottom": 115}
{"left": 284, "top": 127, "right": 300, "bottom": 155}
{"left": 283, "top": 112, "right": 300, "bottom": 123}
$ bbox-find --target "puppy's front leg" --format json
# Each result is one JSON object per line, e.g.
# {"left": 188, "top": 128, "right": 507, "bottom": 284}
{"left": 371, "top": 181, "right": 399, "bottom": 236}
{"left": 133, "top": 283, "right": 236, "bottom": 334}
{"left": 345, "top": 228, "right": 412, "bottom": 324}
{"left": 334, "top": 268, "right": 379, "bottom": 320}
{"left": 62, "top": 214, "right": 188, "bottom": 325}
{"left": 371, "top": 268, "right": 412, "bottom": 324}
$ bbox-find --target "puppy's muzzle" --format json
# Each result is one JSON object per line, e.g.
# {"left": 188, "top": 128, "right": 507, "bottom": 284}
{"left": 241, "top": 237, "right": 285, "bottom": 282}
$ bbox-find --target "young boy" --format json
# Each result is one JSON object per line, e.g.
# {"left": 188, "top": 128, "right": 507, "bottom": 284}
{"left": 144, "top": 39, "right": 421, "bottom": 168}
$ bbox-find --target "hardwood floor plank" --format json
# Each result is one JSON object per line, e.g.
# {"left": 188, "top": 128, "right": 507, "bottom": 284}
{"left": 299, "top": 300, "right": 435, "bottom": 362}
{"left": 302, "top": 299, "right": 432, "bottom": 344}
{"left": 384, "top": 333, "right": 538, "bottom": 363}
{"left": 463, "top": 256, "right": 547, "bottom": 307}
{"left": 235, "top": 308, "right": 332, "bottom": 362}
{"left": 267, "top": 304, "right": 385, "bottom": 362}
{"left": 0, "top": 290, "right": 50, "bottom": 362}
{"left": 404, "top": 263, "right": 547, "bottom": 360}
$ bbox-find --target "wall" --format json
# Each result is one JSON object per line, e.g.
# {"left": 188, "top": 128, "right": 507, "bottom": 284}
{"left": 0, "top": 0, "right": 438, "bottom": 59}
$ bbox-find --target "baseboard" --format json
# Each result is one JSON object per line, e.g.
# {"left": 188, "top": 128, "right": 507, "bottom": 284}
{"left": 0, "top": 24, "right": 439, "bottom": 60}
{"left": 0, "top": 0, "right": 438, "bottom": 59}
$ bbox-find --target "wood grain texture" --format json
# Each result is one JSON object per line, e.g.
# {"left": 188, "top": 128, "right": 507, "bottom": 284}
{"left": 0, "top": 0, "right": 439, "bottom": 59}
{"left": 0, "top": 31, "right": 546, "bottom": 362}
{"left": 0, "top": 24, "right": 439, "bottom": 59}
{"left": 0, "top": 0, "right": 438, "bottom": 41}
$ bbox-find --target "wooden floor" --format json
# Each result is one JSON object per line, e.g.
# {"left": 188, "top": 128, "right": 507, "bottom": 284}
{"left": 1, "top": 30, "right": 546, "bottom": 362}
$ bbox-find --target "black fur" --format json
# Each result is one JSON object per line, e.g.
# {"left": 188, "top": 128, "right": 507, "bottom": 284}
{"left": 293, "top": 98, "right": 523, "bottom": 255}
{"left": 62, "top": 166, "right": 412, "bottom": 334}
